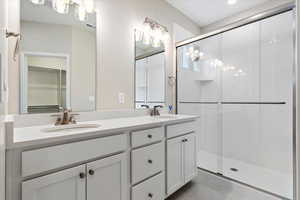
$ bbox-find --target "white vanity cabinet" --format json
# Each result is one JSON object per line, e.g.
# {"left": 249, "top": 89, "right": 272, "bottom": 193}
{"left": 22, "top": 165, "right": 86, "bottom": 200}
{"left": 20, "top": 134, "right": 129, "bottom": 200}
{"left": 130, "top": 127, "right": 165, "bottom": 200}
{"left": 166, "top": 123, "right": 197, "bottom": 196}
{"left": 22, "top": 153, "right": 127, "bottom": 200}
{"left": 6, "top": 116, "right": 198, "bottom": 200}
{"left": 86, "top": 153, "right": 128, "bottom": 200}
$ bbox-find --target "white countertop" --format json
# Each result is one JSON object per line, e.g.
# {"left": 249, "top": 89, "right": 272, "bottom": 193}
{"left": 8, "top": 114, "right": 197, "bottom": 149}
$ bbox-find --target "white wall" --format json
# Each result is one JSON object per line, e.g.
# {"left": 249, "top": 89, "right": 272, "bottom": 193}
{"left": 96, "top": 0, "right": 200, "bottom": 110}
{"left": 173, "top": 23, "right": 196, "bottom": 43}
{"left": 201, "top": 0, "right": 294, "bottom": 33}
{"left": 71, "top": 27, "right": 96, "bottom": 111}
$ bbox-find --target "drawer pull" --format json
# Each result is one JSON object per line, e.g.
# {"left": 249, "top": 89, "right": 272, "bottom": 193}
{"left": 148, "top": 193, "right": 153, "bottom": 198}
{"left": 148, "top": 159, "right": 153, "bottom": 164}
{"left": 147, "top": 134, "right": 153, "bottom": 139}
{"left": 182, "top": 139, "right": 188, "bottom": 142}
{"left": 79, "top": 172, "right": 85, "bottom": 179}
{"left": 88, "top": 169, "right": 95, "bottom": 176}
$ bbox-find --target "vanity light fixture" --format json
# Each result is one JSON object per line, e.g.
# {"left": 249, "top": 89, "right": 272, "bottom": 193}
{"left": 30, "top": 0, "right": 45, "bottom": 5}
{"left": 75, "top": 3, "right": 88, "bottom": 21}
{"left": 227, "top": 0, "right": 237, "bottom": 5}
{"left": 28, "top": 0, "right": 95, "bottom": 21}
{"left": 139, "top": 17, "right": 170, "bottom": 48}
{"left": 83, "top": 0, "right": 94, "bottom": 13}
{"left": 52, "top": 0, "right": 70, "bottom": 14}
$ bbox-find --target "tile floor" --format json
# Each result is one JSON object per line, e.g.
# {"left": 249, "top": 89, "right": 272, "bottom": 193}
{"left": 167, "top": 170, "right": 287, "bottom": 200}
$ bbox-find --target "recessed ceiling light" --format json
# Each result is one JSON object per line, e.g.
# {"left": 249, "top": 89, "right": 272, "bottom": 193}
{"left": 227, "top": 0, "right": 237, "bottom": 5}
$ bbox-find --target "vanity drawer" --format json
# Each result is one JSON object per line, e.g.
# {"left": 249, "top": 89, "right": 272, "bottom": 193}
{"left": 132, "top": 173, "right": 164, "bottom": 200}
{"left": 131, "top": 127, "right": 164, "bottom": 148}
{"left": 131, "top": 142, "right": 164, "bottom": 184}
{"left": 22, "top": 134, "right": 127, "bottom": 177}
{"left": 166, "top": 121, "right": 196, "bottom": 139}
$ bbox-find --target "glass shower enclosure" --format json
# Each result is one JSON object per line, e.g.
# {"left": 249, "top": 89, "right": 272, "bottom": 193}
{"left": 176, "top": 10, "right": 294, "bottom": 199}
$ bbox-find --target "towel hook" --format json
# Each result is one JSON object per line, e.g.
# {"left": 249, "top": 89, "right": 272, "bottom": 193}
{"left": 5, "top": 30, "right": 21, "bottom": 61}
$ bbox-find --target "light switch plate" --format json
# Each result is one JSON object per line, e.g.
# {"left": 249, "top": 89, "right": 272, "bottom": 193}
{"left": 118, "top": 92, "right": 125, "bottom": 104}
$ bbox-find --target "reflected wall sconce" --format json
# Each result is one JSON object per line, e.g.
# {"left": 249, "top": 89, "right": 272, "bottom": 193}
{"left": 136, "top": 17, "right": 170, "bottom": 48}
{"left": 29, "top": 0, "right": 95, "bottom": 21}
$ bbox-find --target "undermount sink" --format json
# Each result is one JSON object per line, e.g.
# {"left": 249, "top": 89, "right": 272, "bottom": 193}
{"left": 41, "top": 124, "right": 101, "bottom": 132}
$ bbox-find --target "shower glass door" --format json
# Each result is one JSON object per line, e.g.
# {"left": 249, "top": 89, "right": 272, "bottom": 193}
{"left": 177, "top": 10, "right": 294, "bottom": 199}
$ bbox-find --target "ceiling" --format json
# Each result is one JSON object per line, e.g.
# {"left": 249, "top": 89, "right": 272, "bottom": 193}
{"left": 165, "top": 0, "right": 272, "bottom": 27}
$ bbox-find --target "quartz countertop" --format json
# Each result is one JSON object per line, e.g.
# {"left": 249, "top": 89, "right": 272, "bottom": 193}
{"left": 7, "top": 114, "right": 198, "bottom": 149}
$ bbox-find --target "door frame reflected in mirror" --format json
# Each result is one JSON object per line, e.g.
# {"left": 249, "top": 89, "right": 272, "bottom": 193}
{"left": 20, "top": 52, "right": 71, "bottom": 114}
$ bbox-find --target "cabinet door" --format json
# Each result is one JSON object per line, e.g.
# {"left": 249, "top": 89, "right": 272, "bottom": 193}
{"left": 184, "top": 133, "right": 197, "bottom": 183}
{"left": 22, "top": 165, "right": 86, "bottom": 200}
{"left": 167, "top": 136, "right": 184, "bottom": 195}
{"left": 87, "top": 153, "right": 128, "bottom": 200}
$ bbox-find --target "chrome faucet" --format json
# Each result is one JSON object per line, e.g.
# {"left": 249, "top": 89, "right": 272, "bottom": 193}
{"left": 51, "top": 109, "right": 79, "bottom": 126}
{"left": 150, "top": 105, "right": 163, "bottom": 116}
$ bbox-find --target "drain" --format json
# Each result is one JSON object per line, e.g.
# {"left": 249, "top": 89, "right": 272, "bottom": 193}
{"left": 230, "top": 168, "right": 239, "bottom": 172}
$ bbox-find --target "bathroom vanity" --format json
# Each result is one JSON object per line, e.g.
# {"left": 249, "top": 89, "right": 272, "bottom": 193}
{"left": 5, "top": 114, "right": 198, "bottom": 200}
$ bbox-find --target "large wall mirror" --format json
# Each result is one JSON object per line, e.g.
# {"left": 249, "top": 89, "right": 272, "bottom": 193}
{"left": 134, "top": 29, "right": 166, "bottom": 109}
{"left": 20, "top": 0, "right": 96, "bottom": 114}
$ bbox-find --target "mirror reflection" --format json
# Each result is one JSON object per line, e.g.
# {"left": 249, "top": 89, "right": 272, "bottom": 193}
{"left": 135, "top": 29, "right": 166, "bottom": 109}
{"left": 20, "top": 0, "right": 96, "bottom": 114}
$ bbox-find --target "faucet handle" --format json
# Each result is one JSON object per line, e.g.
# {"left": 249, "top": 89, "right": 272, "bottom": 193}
{"left": 153, "top": 105, "right": 163, "bottom": 109}
{"left": 141, "top": 105, "right": 150, "bottom": 109}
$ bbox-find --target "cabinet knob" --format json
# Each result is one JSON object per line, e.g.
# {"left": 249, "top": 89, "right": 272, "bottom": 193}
{"left": 148, "top": 193, "right": 153, "bottom": 198}
{"left": 79, "top": 172, "right": 85, "bottom": 179}
{"left": 182, "top": 139, "right": 188, "bottom": 142}
{"left": 147, "top": 134, "right": 152, "bottom": 139}
{"left": 148, "top": 159, "right": 153, "bottom": 164}
{"left": 89, "top": 169, "right": 95, "bottom": 175}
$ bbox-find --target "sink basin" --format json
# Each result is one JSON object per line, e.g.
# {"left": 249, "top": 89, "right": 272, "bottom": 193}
{"left": 41, "top": 124, "right": 101, "bottom": 132}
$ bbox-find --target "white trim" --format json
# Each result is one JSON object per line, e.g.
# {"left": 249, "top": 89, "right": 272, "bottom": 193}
{"left": 20, "top": 51, "right": 71, "bottom": 113}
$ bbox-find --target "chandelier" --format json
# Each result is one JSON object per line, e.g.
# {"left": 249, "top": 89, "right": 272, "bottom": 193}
{"left": 29, "top": 0, "right": 95, "bottom": 21}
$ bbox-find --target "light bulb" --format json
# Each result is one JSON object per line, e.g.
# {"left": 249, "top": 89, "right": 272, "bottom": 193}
{"left": 162, "top": 31, "right": 170, "bottom": 42}
{"left": 84, "top": 0, "right": 94, "bottom": 13}
{"left": 143, "top": 23, "right": 152, "bottom": 35}
{"left": 52, "top": 0, "right": 70, "bottom": 14}
{"left": 75, "top": 4, "right": 88, "bottom": 21}
{"left": 143, "top": 33, "right": 151, "bottom": 45}
{"left": 135, "top": 30, "right": 143, "bottom": 42}
{"left": 152, "top": 37, "right": 161, "bottom": 48}
{"left": 30, "top": 0, "right": 45, "bottom": 5}
{"left": 227, "top": 0, "right": 237, "bottom": 5}
{"left": 153, "top": 27, "right": 163, "bottom": 40}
